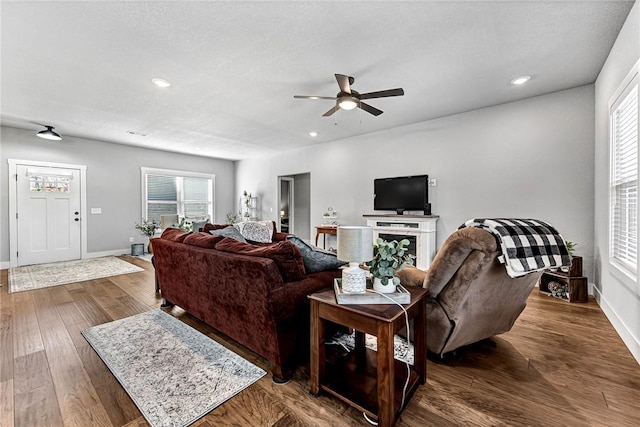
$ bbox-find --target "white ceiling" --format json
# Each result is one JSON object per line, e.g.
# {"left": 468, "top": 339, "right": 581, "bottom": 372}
{"left": 1, "top": 1, "right": 635, "bottom": 161}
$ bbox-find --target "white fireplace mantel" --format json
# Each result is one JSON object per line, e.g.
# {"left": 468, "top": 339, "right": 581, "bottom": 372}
{"left": 363, "top": 214, "right": 439, "bottom": 270}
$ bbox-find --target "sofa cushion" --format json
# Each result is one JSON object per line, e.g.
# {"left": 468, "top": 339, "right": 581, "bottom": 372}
{"left": 210, "top": 225, "right": 247, "bottom": 243}
{"left": 160, "top": 228, "right": 192, "bottom": 243}
{"left": 202, "top": 223, "right": 231, "bottom": 233}
{"left": 183, "top": 232, "right": 224, "bottom": 249}
{"left": 215, "top": 237, "right": 306, "bottom": 282}
{"left": 286, "top": 235, "right": 347, "bottom": 273}
{"left": 235, "top": 221, "right": 273, "bottom": 243}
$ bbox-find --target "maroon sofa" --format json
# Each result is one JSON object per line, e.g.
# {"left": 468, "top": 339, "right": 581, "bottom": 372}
{"left": 151, "top": 227, "right": 341, "bottom": 382}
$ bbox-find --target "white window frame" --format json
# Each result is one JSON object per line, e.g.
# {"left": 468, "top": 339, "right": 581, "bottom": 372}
{"left": 609, "top": 59, "right": 640, "bottom": 285}
{"left": 141, "top": 167, "right": 215, "bottom": 225}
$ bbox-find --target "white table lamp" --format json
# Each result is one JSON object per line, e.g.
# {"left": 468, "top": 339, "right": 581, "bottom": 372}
{"left": 337, "top": 226, "right": 373, "bottom": 293}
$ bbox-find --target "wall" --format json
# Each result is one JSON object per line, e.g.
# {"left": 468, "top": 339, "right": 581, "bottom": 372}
{"left": 1, "top": 126, "right": 235, "bottom": 265}
{"left": 237, "top": 85, "right": 596, "bottom": 279}
{"left": 594, "top": 1, "right": 640, "bottom": 363}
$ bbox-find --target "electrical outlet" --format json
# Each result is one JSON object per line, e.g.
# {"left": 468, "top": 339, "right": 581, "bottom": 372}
{"left": 129, "top": 237, "right": 134, "bottom": 243}
{"left": 428, "top": 178, "right": 437, "bottom": 187}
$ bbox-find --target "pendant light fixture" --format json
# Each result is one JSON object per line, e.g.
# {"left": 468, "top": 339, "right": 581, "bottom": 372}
{"left": 36, "top": 125, "right": 62, "bottom": 141}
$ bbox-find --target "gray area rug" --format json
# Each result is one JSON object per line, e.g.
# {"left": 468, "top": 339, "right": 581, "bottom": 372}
{"left": 82, "top": 309, "right": 266, "bottom": 427}
{"left": 8, "top": 256, "right": 144, "bottom": 293}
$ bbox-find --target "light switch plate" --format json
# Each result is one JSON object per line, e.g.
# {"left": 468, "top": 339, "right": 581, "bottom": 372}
{"left": 91, "top": 208, "right": 102, "bottom": 214}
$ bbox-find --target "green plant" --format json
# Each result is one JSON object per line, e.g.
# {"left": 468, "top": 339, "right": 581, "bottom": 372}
{"left": 366, "top": 238, "right": 415, "bottom": 286}
{"left": 173, "top": 217, "right": 192, "bottom": 231}
{"left": 565, "top": 241, "right": 577, "bottom": 257}
{"left": 226, "top": 212, "right": 239, "bottom": 224}
{"left": 135, "top": 219, "right": 158, "bottom": 238}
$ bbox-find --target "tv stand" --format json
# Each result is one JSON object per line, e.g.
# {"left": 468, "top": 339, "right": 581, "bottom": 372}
{"left": 363, "top": 214, "right": 439, "bottom": 270}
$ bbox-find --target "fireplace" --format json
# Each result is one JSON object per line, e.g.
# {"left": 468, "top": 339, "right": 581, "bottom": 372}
{"left": 364, "top": 214, "right": 438, "bottom": 270}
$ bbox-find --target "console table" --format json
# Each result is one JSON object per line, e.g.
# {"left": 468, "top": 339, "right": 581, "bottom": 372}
{"left": 364, "top": 214, "right": 438, "bottom": 270}
{"left": 309, "top": 287, "right": 427, "bottom": 427}
{"left": 315, "top": 225, "right": 337, "bottom": 249}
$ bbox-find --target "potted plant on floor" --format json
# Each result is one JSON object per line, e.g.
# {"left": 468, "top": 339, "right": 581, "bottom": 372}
{"left": 135, "top": 219, "right": 158, "bottom": 253}
{"left": 367, "top": 238, "right": 415, "bottom": 293}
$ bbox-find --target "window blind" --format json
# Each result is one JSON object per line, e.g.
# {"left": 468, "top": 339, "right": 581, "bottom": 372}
{"left": 143, "top": 171, "right": 213, "bottom": 224}
{"left": 611, "top": 83, "right": 639, "bottom": 272}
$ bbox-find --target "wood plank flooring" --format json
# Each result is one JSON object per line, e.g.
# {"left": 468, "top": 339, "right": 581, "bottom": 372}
{"left": 1, "top": 257, "right": 639, "bottom": 426}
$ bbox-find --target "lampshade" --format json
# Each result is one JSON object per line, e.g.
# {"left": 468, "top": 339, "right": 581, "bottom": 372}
{"left": 338, "top": 97, "right": 358, "bottom": 111}
{"left": 337, "top": 226, "right": 373, "bottom": 293}
{"left": 36, "top": 126, "right": 62, "bottom": 141}
{"left": 337, "top": 226, "right": 373, "bottom": 262}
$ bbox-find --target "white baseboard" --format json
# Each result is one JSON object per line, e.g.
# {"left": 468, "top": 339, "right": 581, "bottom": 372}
{"left": 0, "top": 249, "right": 135, "bottom": 270}
{"left": 592, "top": 285, "right": 640, "bottom": 365}
{"left": 86, "top": 249, "right": 133, "bottom": 259}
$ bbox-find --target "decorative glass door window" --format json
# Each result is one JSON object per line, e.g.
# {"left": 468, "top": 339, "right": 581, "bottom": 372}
{"left": 29, "top": 175, "right": 71, "bottom": 193}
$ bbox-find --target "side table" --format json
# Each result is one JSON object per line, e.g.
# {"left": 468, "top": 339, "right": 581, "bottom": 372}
{"left": 309, "top": 287, "right": 428, "bottom": 427}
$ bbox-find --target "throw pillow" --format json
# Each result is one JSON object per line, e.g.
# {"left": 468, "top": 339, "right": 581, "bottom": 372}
{"left": 183, "top": 232, "right": 224, "bottom": 249}
{"left": 210, "top": 226, "right": 247, "bottom": 243}
{"left": 215, "top": 238, "right": 305, "bottom": 282}
{"left": 286, "top": 235, "right": 347, "bottom": 273}
{"left": 190, "top": 219, "right": 210, "bottom": 233}
{"left": 202, "top": 223, "right": 231, "bottom": 234}
{"left": 236, "top": 221, "right": 272, "bottom": 243}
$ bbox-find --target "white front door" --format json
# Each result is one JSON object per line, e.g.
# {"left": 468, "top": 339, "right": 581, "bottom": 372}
{"left": 16, "top": 165, "right": 82, "bottom": 266}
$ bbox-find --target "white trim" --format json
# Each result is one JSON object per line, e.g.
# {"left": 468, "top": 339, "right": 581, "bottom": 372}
{"left": 608, "top": 59, "right": 640, "bottom": 291}
{"left": 86, "top": 249, "right": 136, "bottom": 259}
{"left": 8, "top": 159, "right": 88, "bottom": 268}
{"left": 592, "top": 285, "right": 640, "bottom": 365}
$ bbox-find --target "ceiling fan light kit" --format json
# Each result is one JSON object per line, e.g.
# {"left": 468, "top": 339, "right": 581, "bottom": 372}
{"left": 338, "top": 97, "right": 358, "bottom": 110}
{"left": 36, "top": 125, "right": 62, "bottom": 141}
{"left": 294, "top": 73, "right": 404, "bottom": 117}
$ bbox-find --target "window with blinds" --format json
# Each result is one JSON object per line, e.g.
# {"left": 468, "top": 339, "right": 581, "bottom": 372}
{"left": 610, "top": 80, "right": 639, "bottom": 274}
{"left": 142, "top": 168, "right": 214, "bottom": 226}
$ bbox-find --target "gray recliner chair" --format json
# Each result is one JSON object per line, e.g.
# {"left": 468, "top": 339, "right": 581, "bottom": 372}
{"left": 398, "top": 227, "right": 542, "bottom": 356}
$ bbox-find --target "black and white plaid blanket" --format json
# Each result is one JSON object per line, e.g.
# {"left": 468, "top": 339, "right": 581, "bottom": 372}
{"left": 460, "top": 218, "right": 571, "bottom": 278}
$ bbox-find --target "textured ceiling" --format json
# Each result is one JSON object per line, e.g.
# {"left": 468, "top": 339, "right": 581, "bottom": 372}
{"left": 1, "top": 1, "right": 635, "bottom": 160}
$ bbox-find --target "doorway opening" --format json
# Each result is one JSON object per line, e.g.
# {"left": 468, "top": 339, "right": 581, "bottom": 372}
{"left": 278, "top": 173, "right": 310, "bottom": 239}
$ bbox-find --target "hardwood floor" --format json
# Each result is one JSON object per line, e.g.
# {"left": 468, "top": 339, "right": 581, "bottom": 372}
{"left": 1, "top": 258, "right": 639, "bottom": 426}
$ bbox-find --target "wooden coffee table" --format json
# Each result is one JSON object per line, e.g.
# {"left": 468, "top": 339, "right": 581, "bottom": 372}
{"left": 309, "top": 287, "right": 427, "bottom": 427}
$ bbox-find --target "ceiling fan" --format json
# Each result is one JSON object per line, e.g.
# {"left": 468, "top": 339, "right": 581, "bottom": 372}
{"left": 294, "top": 74, "right": 404, "bottom": 117}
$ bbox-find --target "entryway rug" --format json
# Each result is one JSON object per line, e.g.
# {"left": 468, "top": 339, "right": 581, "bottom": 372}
{"left": 8, "top": 256, "right": 144, "bottom": 293}
{"left": 81, "top": 309, "right": 266, "bottom": 427}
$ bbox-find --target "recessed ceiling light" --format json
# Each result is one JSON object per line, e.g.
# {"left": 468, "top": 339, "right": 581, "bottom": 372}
{"left": 510, "top": 76, "right": 531, "bottom": 86}
{"left": 152, "top": 77, "right": 171, "bottom": 88}
{"left": 309, "top": 131, "right": 318, "bottom": 137}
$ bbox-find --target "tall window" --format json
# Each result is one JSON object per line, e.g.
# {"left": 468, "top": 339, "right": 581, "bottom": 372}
{"left": 610, "top": 76, "right": 639, "bottom": 275}
{"left": 141, "top": 167, "right": 214, "bottom": 225}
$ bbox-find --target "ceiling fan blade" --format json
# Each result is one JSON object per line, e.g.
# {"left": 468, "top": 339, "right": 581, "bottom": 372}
{"left": 294, "top": 95, "right": 337, "bottom": 100}
{"left": 335, "top": 74, "right": 352, "bottom": 94}
{"left": 359, "top": 88, "right": 405, "bottom": 100}
{"left": 322, "top": 105, "right": 340, "bottom": 117}
{"left": 359, "top": 102, "right": 383, "bottom": 116}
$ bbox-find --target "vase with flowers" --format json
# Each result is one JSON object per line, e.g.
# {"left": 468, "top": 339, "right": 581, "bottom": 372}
{"left": 135, "top": 219, "right": 158, "bottom": 253}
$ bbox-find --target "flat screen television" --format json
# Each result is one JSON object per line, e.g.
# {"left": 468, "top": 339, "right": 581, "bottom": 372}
{"left": 374, "top": 175, "right": 430, "bottom": 215}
